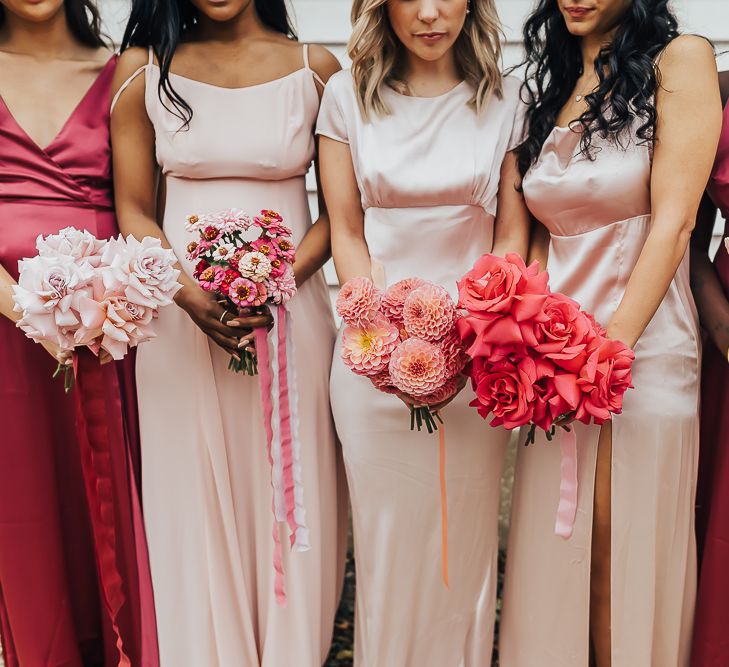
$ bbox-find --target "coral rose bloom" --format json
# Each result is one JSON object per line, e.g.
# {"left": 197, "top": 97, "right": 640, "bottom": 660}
{"left": 402, "top": 283, "right": 455, "bottom": 342}
{"left": 336, "top": 276, "right": 382, "bottom": 328}
{"left": 342, "top": 314, "right": 399, "bottom": 377}
{"left": 389, "top": 338, "right": 447, "bottom": 397}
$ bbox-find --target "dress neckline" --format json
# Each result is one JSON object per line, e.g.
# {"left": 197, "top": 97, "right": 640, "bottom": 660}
{"left": 0, "top": 55, "right": 116, "bottom": 155}
{"left": 386, "top": 79, "right": 468, "bottom": 101}
{"left": 153, "top": 63, "right": 311, "bottom": 93}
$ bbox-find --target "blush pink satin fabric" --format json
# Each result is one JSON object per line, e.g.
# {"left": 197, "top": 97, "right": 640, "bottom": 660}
{"left": 120, "top": 46, "right": 346, "bottom": 666}
{"left": 500, "top": 123, "right": 700, "bottom": 666}
{"left": 318, "top": 70, "right": 522, "bottom": 665}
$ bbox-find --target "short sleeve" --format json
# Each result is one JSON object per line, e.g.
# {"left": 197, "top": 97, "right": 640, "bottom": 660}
{"left": 316, "top": 74, "right": 350, "bottom": 144}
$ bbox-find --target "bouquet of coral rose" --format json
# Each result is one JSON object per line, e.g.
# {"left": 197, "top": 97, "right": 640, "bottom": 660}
{"left": 337, "top": 276, "right": 467, "bottom": 433}
{"left": 186, "top": 208, "right": 297, "bottom": 376}
{"left": 457, "top": 253, "right": 634, "bottom": 537}
{"left": 13, "top": 227, "right": 182, "bottom": 390}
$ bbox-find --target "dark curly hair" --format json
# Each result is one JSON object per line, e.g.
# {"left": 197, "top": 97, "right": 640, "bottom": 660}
{"left": 515, "top": 0, "right": 680, "bottom": 177}
{"left": 121, "top": 0, "right": 297, "bottom": 126}
{"left": 0, "top": 0, "right": 106, "bottom": 48}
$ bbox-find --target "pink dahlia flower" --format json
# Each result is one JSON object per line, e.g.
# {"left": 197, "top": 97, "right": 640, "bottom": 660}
{"left": 389, "top": 338, "right": 447, "bottom": 397}
{"left": 419, "top": 376, "right": 460, "bottom": 407}
{"left": 336, "top": 277, "right": 382, "bottom": 328}
{"left": 381, "top": 277, "right": 426, "bottom": 322}
{"left": 370, "top": 370, "right": 398, "bottom": 395}
{"left": 439, "top": 326, "right": 468, "bottom": 378}
{"left": 341, "top": 314, "right": 399, "bottom": 377}
{"left": 402, "top": 283, "right": 455, "bottom": 342}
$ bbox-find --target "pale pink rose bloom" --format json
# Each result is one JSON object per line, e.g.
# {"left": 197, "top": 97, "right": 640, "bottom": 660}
{"left": 101, "top": 236, "right": 181, "bottom": 308}
{"left": 238, "top": 251, "right": 272, "bottom": 281}
{"left": 336, "top": 277, "right": 382, "bottom": 328}
{"left": 36, "top": 227, "right": 107, "bottom": 267}
{"left": 389, "top": 338, "right": 447, "bottom": 397}
{"left": 13, "top": 255, "right": 93, "bottom": 348}
{"left": 403, "top": 283, "right": 455, "bottom": 342}
{"left": 341, "top": 314, "right": 399, "bottom": 377}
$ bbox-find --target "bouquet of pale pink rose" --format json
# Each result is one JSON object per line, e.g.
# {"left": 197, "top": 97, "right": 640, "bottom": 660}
{"left": 13, "top": 226, "right": 182, "bottom": 390}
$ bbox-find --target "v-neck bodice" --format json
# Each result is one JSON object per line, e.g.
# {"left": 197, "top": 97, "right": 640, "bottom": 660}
{"left": 0, "top": 56, "right": 118, "bottom": 280}
{"left": 0, "top": 56, "right": 117, "bottom": 210}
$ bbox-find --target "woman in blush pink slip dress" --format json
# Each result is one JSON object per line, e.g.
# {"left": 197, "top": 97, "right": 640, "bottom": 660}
{"left": 0, "top": 2, "right": 156, "bottom": 666}
{"left": 691, "top": 70, "right": 729, "bottom": 667}
{"left": 498, "top": 1, "right": 722, "bottom": 666}
{"left": 318, "top": 0, "right": 531, "bottom": 663}
{"left": 110, "top": 1, "right": 346, "bottom": 665}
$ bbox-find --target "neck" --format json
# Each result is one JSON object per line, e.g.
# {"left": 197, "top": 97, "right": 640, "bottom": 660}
{"left": 0, "top": 7, "right": 79, "bottom": 58}
{"left": 402, "top": 49, "right": 460, "bottom": 89}
{"left": 580, "top": 29, "right": 615, "bottom": 74}
{"left": 195, "top": 1, "right": 265, "bottom": 43}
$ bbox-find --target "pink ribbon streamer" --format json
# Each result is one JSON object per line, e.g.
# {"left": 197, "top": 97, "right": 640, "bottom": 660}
{"left": 254, "top": 326, "right": 287, "bottom": 606}
{"left": 277, "top": 306, "right": 298, "bottom": 549}
{"left": 554, "top": 426, "right": 579, "bottom": 539}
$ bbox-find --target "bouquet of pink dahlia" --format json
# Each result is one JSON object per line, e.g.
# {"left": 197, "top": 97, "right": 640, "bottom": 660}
{"left": 337, "top": 276, "right": 467, "bottom": 433}
{"left": 186, "top": 208, "right": 297, "bottom": 376}
{"left": 13, "top": 227, "right": 182, "bottom": 390}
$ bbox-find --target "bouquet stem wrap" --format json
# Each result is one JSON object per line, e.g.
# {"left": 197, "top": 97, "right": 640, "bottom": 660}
{"left": 72, "top": 349, "right": 131, "bottom": 667}
{"left": 438, "top": 421, "right": 449, "bottom": 587}
{"left": 254, "top": 305, "right": 308, "bottom": 605}
{"left": 555, "top": 427, "right": 579, "bottom": 539}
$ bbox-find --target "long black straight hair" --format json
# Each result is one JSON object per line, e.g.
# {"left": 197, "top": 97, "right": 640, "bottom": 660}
{"left": 121, "top": 0, "right": 298, "bottom": 125}
{"left": 0, "top": 0, "right": 105, "bottom": 48}
{"left": 515, "top": 0, "right": 681, "bottom": 177}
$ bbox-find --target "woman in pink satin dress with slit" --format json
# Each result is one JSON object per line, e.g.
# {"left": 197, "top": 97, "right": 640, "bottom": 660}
{"left": 499, "top": 1, "right": 722, "bottom": 666}
{"left": 0, "top": 1, "right": 156, "bottom": 666}
{"left": 691, "top": 70, "right": 729, "bottom": 667}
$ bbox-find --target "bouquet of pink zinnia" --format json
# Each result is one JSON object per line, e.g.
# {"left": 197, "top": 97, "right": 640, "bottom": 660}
{"left": 337, "top": 276, "right": 467, "bottom": 433}
{"left": 456, "top": 252, "right": 635, "bottom": 537}
{"left": 13, "top": 227, "right": 182, "bottom": 390}
{"left": 186, "top": 208, "right": 297, "bottom": 375}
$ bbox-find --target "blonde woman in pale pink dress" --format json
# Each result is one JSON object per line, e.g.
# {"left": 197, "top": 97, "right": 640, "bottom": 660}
{"left": 318, "top": 0, "right": 530, "bottom": 663}
{"left": 498, "top": 1, "right": 722, "bottom": 666}
{"left": 108, "top": 0, "right": 346, "bottom": 665}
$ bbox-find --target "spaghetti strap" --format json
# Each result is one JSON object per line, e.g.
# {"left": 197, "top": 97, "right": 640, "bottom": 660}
{"left": 302, "top": 44, "right": 325, "bottom": 89}
{"left": 110, "top": 64, "right": 148, "bottom": 115}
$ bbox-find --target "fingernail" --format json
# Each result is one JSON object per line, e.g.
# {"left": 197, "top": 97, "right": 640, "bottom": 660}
{"left": 232, "top": 353, "right": 241, "bottom": 361}
{"left": 237, "top": 339, "right": 251, "bottom": 349}
{"left": 228, "top": 320, "right": 241, "bottom": 327}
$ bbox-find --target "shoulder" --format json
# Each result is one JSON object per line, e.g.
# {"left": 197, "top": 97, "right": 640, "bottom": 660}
{"left": 307, "top": 44, "right": 342, "bottom": 85}
{"left": 114, "top": 47, "right": 151, "bottom": 82}
{"left": 656, "top": 34, "right": 716, "bottom": 77}
{"left": 322, "top": 68, "right": 354, "bottom": 97}
{"left": 500, "top": 74, "right": 524, "bottom": 104}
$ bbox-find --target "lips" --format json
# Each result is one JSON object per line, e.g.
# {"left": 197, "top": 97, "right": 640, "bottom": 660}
{"left": 415, "top": 32, "right": 446, "bottom": 44}
{"left": 564, "top": 6, "right": 594, "bottom": 18}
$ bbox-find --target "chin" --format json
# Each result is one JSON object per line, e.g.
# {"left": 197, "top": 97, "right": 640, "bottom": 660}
{"left": 562, "top": 18, "right": 599, "bottom": 37}
{"left": 5, "top": 0, "right": 63, "bottom": 22}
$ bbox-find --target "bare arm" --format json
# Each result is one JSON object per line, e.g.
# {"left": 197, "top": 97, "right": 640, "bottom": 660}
{"left": 319, "top": 135, "right": 371, "bottom": 284}
{"left": 491, "top": 151, "right": 531, "bottom": 259}
{"left": 291, "top": 45, "right": 341, "bottom": 287}
{"left": 527, "top": 219, "right": 551, "bottom": 269}
{"left": 0, "top": 264, "right": 19, "bottom": 324}
{"left": 690, "top": 192, "right": 729, "bottom": 356}
{"left": 110, "top": 49, "right": 270, "bottom": 356}
{"left": 605, "top": 36, "right": 722, "bottom": 348}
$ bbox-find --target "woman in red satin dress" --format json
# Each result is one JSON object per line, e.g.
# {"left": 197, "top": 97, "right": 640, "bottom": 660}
{"left": 691, "top": 70, "right": 729, "bottom": 666}
{"left": 0, "top": 1, "right": 156, "bottom": 665}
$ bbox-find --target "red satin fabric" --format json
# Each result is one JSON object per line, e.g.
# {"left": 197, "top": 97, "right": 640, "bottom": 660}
{"left": 693, "top": 102, "right": 729, "bottom": 667}
{"left": 0, "top": 56, "right": 157, "bottom": 666}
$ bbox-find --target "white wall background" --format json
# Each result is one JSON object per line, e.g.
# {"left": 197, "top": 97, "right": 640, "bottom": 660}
{"left": 101, "top": 0, "right": 729, "bottom": 273}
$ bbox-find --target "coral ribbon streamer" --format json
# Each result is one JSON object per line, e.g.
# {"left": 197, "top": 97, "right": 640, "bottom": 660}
{"left": 439, "top": 419, "right": 449, "bottom": 588}
{"left": 277, "top": 306, "right": 298, "bottom": 549}
{"left": 73, "top": 350, "right": 131, "bottom": 667}
{"left": 254, "top": 326, "right": 287, "bottom": 606}
{"left": 555, "top": 427, "right": 579, "bottom": 539}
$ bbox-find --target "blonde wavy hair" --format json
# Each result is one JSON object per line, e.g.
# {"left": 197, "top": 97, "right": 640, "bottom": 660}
{"left": 349, "top": 0, "right": 504, "bottom": 118}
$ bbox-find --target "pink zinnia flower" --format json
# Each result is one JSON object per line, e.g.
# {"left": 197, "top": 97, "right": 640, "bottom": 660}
{"left": 336, "top": 277, "right": 382, "bottom": 328}
{"left": 403, "top": 283, "right": 455, "bottom": 342}
{"left": 381, "top": 277, "right": 426, "bottom": 322}
{"left": 229, "top": 277, "right": 260, "bottom": 307}
{"left": 389, "top": 338, "right": 447, "bottom": 398}
{"left": 273, "top": 237, "right": 296, "bottom": 262}
{"left": 201, "top": 225, "right": 222, "bottom": 243}
{"left": 252, "top": 238, "right": 277, "bottom": 258}
{"left": 341, "top": 314, "right": 399, "bottom": 377}
{"left": 266, "top": 266, "right": 297, "bottom": 305}
{"left": 198, "top": 265, "right": 224, "bottom": 292}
